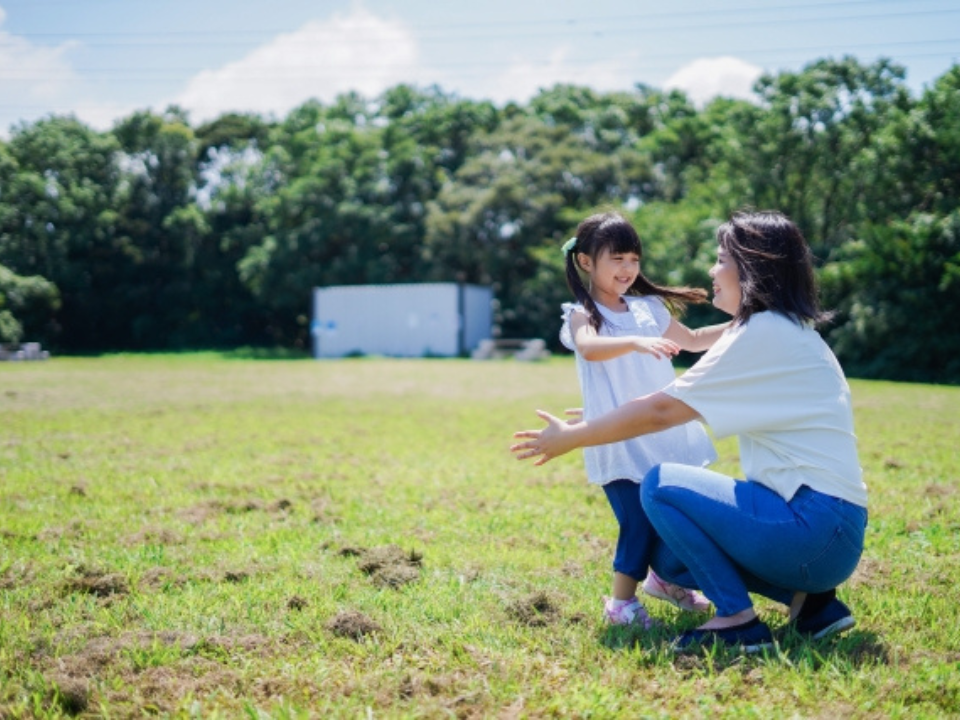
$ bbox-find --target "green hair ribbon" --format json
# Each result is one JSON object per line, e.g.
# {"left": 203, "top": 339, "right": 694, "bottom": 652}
{"left": 561, "top": 237, "right": 577, "bottom": 257}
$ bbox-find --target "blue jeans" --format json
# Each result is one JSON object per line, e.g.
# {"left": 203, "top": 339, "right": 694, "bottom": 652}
{"left": 602, "top": 479, "right": 652, "bottom": 581}
{"left": 641, "top": 463, "right": 868, "bottom": 617}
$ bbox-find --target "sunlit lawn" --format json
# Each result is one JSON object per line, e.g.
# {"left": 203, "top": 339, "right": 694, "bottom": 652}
{"left": 1, "top": 354, "right": 959, "bottom": 718}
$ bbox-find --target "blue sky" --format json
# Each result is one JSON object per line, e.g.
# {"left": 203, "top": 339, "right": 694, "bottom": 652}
{"left": 1, "top": 0, "right": 958, "bottom": 136}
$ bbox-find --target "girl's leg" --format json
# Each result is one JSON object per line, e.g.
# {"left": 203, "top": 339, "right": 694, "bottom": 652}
{"left": 602, "top": 479, "right": 652, "bottom": 598}
{"left": 641, "top": 463, "right": 866, "bottom": 618}
{"left": 611, "top": 571, "right": 638, "bottom": 601}
{"left": 602, "top": 479, "right": 710, "bottom": 616}
{"left": 602, "top": 480, "right": 657, "bottom": 627}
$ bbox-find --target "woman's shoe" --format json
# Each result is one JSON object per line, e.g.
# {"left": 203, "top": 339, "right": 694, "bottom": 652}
{"left": 793, "top": 592, "right": 855, "bottom": 639}
{"left": 604, "top": 596, "right": 656, "bottom": 629}
{"left": 672, "top": 617, "right": 774, "bottom": 654}
{"left": 642, "top": 570, "right": 711, "bottom": 613}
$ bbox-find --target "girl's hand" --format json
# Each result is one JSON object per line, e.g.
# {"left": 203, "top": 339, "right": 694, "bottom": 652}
{"left": 633, "top": 337, "right": 681, "bottom": 360}
{"left": 511, "top": 410, "right": 580, "bottom": 466}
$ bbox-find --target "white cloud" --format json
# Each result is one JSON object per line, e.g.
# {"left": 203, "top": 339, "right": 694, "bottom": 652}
{"left": 0, "top": 7, "right": 82, "bottom": 135}
{"left": 450, "top": 48, "right": 641, "bottom": 105}
{"left": 664, "top": 56, "right": 763, "bottom": 106}
{"left": 172, "top": 8, "right": 421, "bottom": 124}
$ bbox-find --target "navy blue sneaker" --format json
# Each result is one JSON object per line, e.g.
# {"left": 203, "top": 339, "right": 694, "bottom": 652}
{"left": 794, "top": 597, "right": 855, "bottom": 639}
{"left": 672, "top": 617, "right": 774, "bottom": 654}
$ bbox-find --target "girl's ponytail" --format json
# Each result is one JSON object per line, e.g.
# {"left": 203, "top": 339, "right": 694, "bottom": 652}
{"left": 564, "top": 240, "right": 605, "bottom": 331}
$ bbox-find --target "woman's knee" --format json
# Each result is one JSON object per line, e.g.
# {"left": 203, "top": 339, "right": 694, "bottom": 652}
{"left": 640, "top": 464, "right": 663, "bottom": 509}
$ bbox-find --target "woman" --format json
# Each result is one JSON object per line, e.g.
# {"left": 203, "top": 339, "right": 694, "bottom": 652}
{"left": 511, "top": 211, "right": 867, "bottom": 652}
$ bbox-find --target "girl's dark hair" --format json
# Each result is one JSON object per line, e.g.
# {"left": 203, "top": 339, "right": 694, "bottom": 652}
{"left": 565, "top": 212, "right": 707, "bottom": 331}
{"left": 717, "top": 210, "right": 830, "bottom": 326}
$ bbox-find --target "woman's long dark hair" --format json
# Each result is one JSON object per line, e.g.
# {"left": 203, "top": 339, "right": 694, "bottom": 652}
{"left": 565, "top": 212, "right": 707, "bottom": 331}
{"left": 717, "top": 210, "right": 831, "bottom": 326}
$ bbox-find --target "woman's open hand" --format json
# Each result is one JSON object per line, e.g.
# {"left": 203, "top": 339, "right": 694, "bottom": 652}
{"left": 510, "top": 409, "right": 581, "bottom": 466}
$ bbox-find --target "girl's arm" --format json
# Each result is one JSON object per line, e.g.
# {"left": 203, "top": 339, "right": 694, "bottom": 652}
{"left": 570, "top": 310, "right": 680, "bottom": 362}
{"left": 511, "top": 391, "right": 699, "bottom": 466}
{"left": 663, "top": 318, "right": 731, "bottom": 353}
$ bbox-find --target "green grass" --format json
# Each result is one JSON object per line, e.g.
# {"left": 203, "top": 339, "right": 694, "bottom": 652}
{"left": 1, "top": 354, "right": 959, "bottom": 718}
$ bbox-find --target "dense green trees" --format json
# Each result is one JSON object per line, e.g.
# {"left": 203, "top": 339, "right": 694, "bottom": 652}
{"left": 0, "top": 58, "right": 957, "bottom": 382}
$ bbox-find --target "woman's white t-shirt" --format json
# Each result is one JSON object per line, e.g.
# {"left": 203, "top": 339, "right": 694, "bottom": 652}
{"left": 663, "top": 311, "right": 867, "bottom": 507}
{"left": 561, "top": 295, "right": 716, "bottom": 486}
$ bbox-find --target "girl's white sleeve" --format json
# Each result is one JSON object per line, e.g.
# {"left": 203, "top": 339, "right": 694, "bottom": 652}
{"left": 559, "top": 302, "right": 583, "bottom": 351}
{"left": 648, "top": 296, "right": 672, "bottom": 335}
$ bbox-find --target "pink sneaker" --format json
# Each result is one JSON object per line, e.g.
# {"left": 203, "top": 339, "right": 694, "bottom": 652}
{"left": 642, "top": 570, "right": 711, "bottom": 613}
{"left": 603, "top": 596, "right": 656, "bottom": 628}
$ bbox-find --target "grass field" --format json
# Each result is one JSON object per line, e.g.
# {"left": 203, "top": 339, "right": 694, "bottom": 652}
{"left": 1, "top": 354, "right": 959, "bottom": 718}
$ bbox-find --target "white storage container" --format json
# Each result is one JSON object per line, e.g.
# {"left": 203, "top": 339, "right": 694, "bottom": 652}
{"left": 311, "top": 283, "right": 493, "bottom": 358}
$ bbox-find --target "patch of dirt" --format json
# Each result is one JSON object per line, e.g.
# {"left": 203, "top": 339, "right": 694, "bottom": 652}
{"left": 46, "top": 673, "right": 90, "bottom": 715}
{"left": 395, "top": 670, "right": 481, "bottom": 704}
{"left": 848, "top": 556, "right": 887, "bottom": 587}
{"left": 673, "top": 653, "right": 707, "bottom": 673}
{"left": 326, "top": 610, "right": 382, "bottom": 640}
{"left": 457, "top": 566, "right": 481, "bottom": 584}
{"left": 847, "top": 638, "right": 892, "bottom": 665}
{"left": 37, "top": 521, "right": 86, "bottom": 542}
{"left": 178, "top": 498, "right": 294, "bottom": 525}
{"left": 122, "top": 526, "right": 183, "bottom": 546}
{"left": 924, "top": 483, "right": 956, "bottom": 497}
{"left": 33, "top": 630, "right": 292, "bottom": 715}
{"left": 202, "top": 633, "right": 272, "bottom": 654}
{"left": 506, "top": 591, "right": 562, "bottom": 627}
{"left": 64, "top": 567, "right": 129, "bottom": 598}
{"left": 68, "top": 484, "right": 87, "bottom": 497}
{"left": 357, "top": 545, "right": 423, "bottom": 588}
{"left": 287, "top": 595, "right": 308, "bottom": 610}
{"left": 178, "top": 501, "right": 222, "bottom": 524}
{"left": 335, "top": 543, "right": 364, "bottom": 557}
{"left": 275, "top": 498, "right": 294, "bottom": 510}
{"left": 0, "top": 562, "right": 35, "bottom": 590}
{"left": 138, "top": 566, "right": 188, "bottom": 591}
{"left": 225, "top": 499, "right": 265, "bottom": 513}
{"left": 310, "top": 497, "right": 338, "bottom": 523}
{"left": 41, "top": 631, "right": 200, "bottom": 683}
{"left": 99, "top": 663, "right": 243, "bottom": 714}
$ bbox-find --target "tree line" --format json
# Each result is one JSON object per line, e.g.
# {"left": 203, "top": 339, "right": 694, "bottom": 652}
{"left": 1, "top": 56, "right": 958, "bottom": 383}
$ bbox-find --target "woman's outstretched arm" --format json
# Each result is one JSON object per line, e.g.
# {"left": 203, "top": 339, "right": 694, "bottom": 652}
{"left": 510, "top": 391, "right": 700, "bottom": 466}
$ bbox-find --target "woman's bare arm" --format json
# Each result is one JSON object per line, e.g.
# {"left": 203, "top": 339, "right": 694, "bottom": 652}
{"left": 664, "top": 318, "right": 730, "bottom": 353}
{"left": 510, "top": 391, "right": 700, "bottom": 466}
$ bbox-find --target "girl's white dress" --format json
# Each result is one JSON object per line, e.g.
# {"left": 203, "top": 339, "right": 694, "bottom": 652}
{"left": 560, "top": 295, "right": 717, "bottom": 486}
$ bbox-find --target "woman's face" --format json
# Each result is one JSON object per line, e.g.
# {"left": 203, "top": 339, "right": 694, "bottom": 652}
{"left": 709, "top": 244, "right": 742, "bottom": 315}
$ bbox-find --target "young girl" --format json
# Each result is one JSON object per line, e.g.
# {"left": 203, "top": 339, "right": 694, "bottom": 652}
{"left": 559, "top": 211, "right": 728, "bottom": 628}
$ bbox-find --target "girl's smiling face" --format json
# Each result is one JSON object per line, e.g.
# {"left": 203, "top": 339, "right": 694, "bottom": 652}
{"left": 578, "top": 247, "right": 640, "bottom": 307}
{"left": 709, "top": 244, "right": 742, "bottom": 315}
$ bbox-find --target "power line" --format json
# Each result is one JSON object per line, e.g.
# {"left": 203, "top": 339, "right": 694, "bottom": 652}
{"left": 1, "top": 37, "right": 956, "bottom": 73}
{"left": 3, "top": 4, "right": 959, "bottom": 48}
{"left": 5, "top": 0, "right": 952, "bottom": 36}
{"left": 1, "top": 39, "right": 957, "bottom": 82}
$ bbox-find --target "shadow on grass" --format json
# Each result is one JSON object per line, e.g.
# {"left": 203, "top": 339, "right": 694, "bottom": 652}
{"left": 218, "top": 346, "right": 312, "bottom": 361}
{"left": 42, "top": 348, "right": 313, "bottom": 361}
{"left": 601, "top": 623, "right": 889, "bottom": 673}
